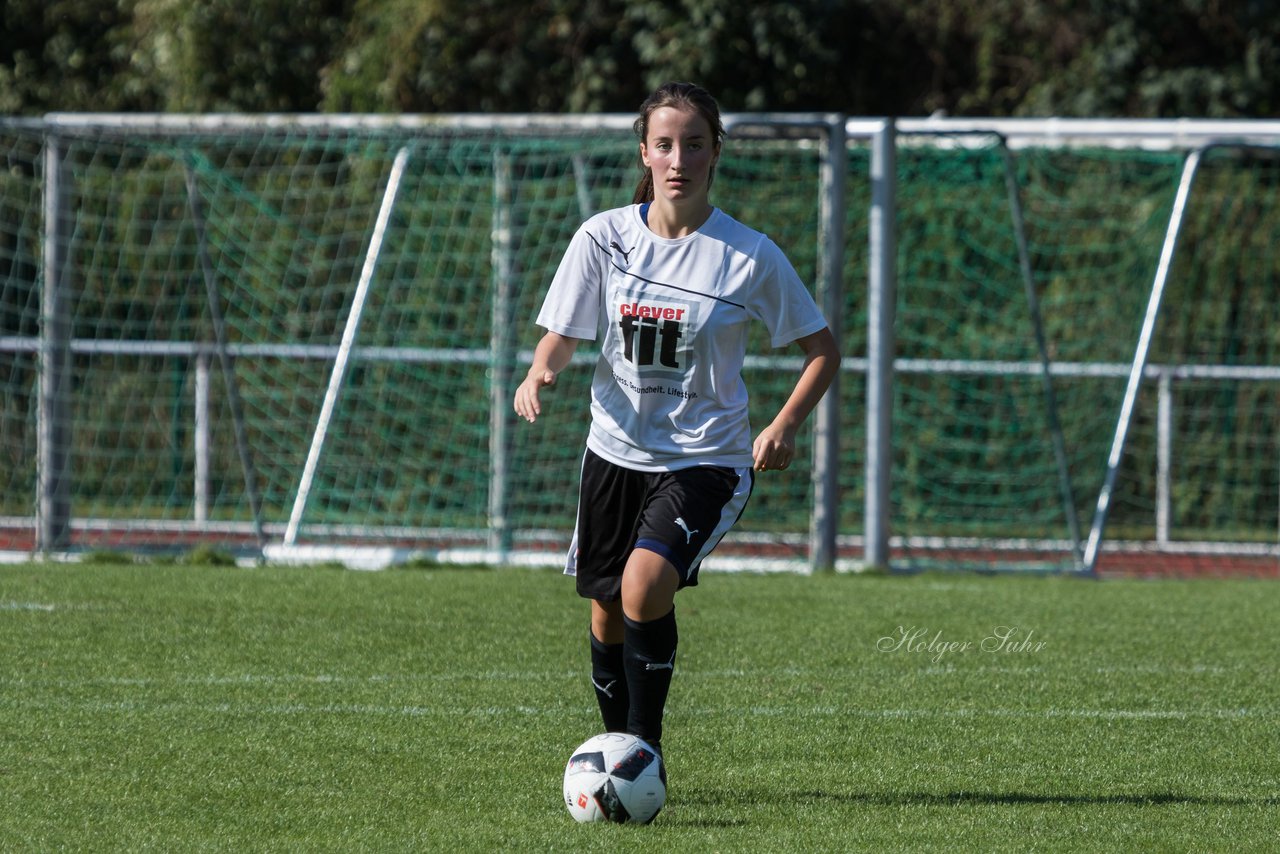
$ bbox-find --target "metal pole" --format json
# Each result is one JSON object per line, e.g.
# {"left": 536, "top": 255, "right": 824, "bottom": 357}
{"left": 194, "top": 349, "right": 210, "bottom": 523}
{"left": 1156, "top": 369, "right": 1172, "bottom": 545}
{"left": 185, "top": 164, "right": 267, "bottom": 551}
{"left": 809, "top": 115, "right": 846, "bottom": 572}
{"left": 488, "top": 150, "right": 517, "bottom": 555}
{"left": 37, "top": 133, "right": 72, "bottom": 554}
{"left": 284, "top": 147, "right": 411, "bottom": 547}
{"left": 999, "top": 143, "right": 1082, "bottom": 563}
{"left": 571, "top": 154, "right": 595, "bottom": 220}
{"left": 865, "top": 119, "right": 897, "bottom": 570}
{"left": 1083, "top": 149, "right": 1202, "bottom": 575}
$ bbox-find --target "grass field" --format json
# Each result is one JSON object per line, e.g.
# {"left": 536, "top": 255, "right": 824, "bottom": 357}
{"left": 1, "top": 559, "right": 1277, "bottom": 852}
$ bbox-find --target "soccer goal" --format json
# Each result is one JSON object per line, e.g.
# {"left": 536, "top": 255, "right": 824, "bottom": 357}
{"left": 879, "top": 119, "right": 1280, "bottom": 576}
{"left": 3, "top": 114, "right": 1279, "bottom": 575}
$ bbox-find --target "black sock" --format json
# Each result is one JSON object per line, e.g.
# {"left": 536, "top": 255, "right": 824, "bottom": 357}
{"left": 590, "top": 632, "right": 629, "bottom": 733}
{"left": 623, "top": 608, "right": 678, "bottom": 749}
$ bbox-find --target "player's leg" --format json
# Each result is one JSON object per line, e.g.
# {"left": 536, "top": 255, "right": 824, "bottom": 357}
{"left": 573, "top": 449, "right": 645, "bottom": 733}
{"left": 619, "top": 549, "right": 681, "bottom": 751}
{"left": 621, "top": 549, "right": 680, "bottom": 622}
{"left": 619, "top": 463, "right": 752, "bottom": 752}
{"left": 591, "top": 598, "right": 624, "bottom": 644}
{"left": 589, "top": 598, "right": 628, "bottom": 732}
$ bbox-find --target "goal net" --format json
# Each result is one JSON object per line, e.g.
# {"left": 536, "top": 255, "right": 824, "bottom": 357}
{"left": 889, "top": 130, "right": 1280, "bottom": 575}
{"left": 1, "top": 116, "right": 827, "bottom": 568}
{"left": 1, "top": 115, "right": 1277, "bottom": 576}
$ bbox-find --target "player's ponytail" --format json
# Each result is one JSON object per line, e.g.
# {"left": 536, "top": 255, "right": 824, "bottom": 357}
{"left": 632, "top": 82, "right": 724, "bottom": 206}
{"left": 632, "top": 169, "right": 655, "bottom": 205}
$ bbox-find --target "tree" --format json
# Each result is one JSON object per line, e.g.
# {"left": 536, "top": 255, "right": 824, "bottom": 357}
{"left": 319, "top": 0, "right": 646, "bottom": 112}
{"left": 0, "top": 0, "right": 355, "bottom": 114}
{"left": 0, "top": 0, "right": 154, "bottom": 113}
{"left": 2, "top": 0, "right": 1277, "bottom": 117}
{"left": 130, "top": 0, "right": 355, "bottom": 112}
{"left": 1012, "top": 0, "right": 1280, "bottom": 117}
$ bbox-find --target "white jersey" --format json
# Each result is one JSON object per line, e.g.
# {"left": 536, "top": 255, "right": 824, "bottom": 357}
{"left": 535, "top": 204, "right": 828, "bottom": 471}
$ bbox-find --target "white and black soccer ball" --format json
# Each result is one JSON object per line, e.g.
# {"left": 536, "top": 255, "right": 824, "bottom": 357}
{"left": 562, "top": 732, "right": 666, "bottom": 824}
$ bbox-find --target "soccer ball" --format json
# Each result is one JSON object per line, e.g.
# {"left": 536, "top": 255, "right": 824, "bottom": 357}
{"left": 562, "top": 732, "right": 666, "bottom": 824}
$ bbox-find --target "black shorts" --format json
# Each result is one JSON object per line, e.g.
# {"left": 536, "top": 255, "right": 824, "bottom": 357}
{"left": 566, "top": 448, "right": 754, "bottom": 601}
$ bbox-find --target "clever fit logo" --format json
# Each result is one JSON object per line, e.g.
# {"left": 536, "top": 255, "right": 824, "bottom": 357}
{"left": 617, "top": 300, "right": 687, "bottom": 369}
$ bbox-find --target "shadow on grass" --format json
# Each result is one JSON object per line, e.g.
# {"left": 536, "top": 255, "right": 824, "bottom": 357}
{"left": 842, "top": 790, "right": 1279, "bottom": 807}
{"left": 688, "top": 789, "right": 1280, "bottom": 809}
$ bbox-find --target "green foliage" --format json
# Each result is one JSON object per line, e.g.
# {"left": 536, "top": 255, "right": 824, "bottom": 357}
{"left": 1007, "top": 0, "right": 1280, "bottom": 117}
{"left": 320, "top": 0, "right": 646, "bottom": 113}
{"left": 0, "top": 0, "right": 151, "bottom": 113}
{"left": 3, "top": 0, "right": 1279, "bottom": 116}
{"left": 0, "top": 0, "right": 355, "bottom": 114}
{"left": 130, "top": 0, "right": 357, "bottom": 112}
{"left": 626, "top": 1, "right": 849, "bottom": 110}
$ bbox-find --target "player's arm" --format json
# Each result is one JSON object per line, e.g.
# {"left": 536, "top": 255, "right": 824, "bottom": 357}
{"left": 752, "top": 327, "right": 841, "bottom": 471}
{"left": 514, "top": 331, "right": 581, "bottom": 423}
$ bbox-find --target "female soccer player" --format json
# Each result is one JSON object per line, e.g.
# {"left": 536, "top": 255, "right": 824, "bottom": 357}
{"left": 514, "top": 82, "right": 840, "bottom": 760}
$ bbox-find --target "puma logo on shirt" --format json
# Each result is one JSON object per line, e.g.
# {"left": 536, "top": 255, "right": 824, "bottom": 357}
{"left": 609, "top": 241, "right": 634, "bottom": 263}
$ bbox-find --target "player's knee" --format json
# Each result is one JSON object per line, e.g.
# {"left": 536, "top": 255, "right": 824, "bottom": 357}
{"left": 621, "top": 551, "right": 679, "bottom": 621}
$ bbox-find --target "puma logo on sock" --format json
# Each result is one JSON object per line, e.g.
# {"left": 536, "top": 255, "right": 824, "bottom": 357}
{"left": 644, "top": 652, "right": 676, "bottom": 672}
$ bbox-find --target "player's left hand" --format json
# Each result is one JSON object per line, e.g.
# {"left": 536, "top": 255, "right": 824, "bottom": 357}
{"left": 752, "top": 424, "right": 796, "bottom": 471}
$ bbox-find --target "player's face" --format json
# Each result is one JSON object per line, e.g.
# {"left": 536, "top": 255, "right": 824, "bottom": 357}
{"left": 640, "top": 106, "right": 719, "bottom": 206}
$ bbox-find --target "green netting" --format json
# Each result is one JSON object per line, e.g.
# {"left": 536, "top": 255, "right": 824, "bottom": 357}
{"left": 0, "top": 122, "right": 840, "bottom": 555}
{"left": 893, "top": 140, "right": 1280, "bottom": 569}
{"left": 1126, "top": 149, "right": 1280, "bottom": 542}
{"left": 0, "top": 128, "right": 42, "bottom": 521}
{"left": 1, "top": 119, "right": 1277, "bottom": 570}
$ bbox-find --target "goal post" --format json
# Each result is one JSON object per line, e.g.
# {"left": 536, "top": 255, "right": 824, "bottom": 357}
{"left": 37, "top": 132, "right": 73, "bottom": 554}
{"left": 862, "top": 118, "right": 895, "bottom": 571}
{"left": 3, "top": 114, "right": 1280, "bottom": 575}
{"left": 280, "top": 146, "right": 412, "bottom": 551}
{"left": 1081, "top": 147, "right": 1203, "bottom": 575}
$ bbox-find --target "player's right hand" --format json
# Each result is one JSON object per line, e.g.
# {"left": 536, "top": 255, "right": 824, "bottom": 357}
{"left": 513, "top": 368, "right": 558, "bottom": 423}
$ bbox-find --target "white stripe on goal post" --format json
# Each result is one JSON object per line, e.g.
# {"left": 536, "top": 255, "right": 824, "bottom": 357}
{"left": 283, "top": 147, "right": 412, "bottom": 547}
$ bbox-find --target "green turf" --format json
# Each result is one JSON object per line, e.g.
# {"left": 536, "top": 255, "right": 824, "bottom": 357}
{"left": 1, "top": 561, "right": 1277, "bottom": 852}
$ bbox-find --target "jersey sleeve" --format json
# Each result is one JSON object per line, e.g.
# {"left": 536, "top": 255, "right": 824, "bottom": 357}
{"left": 534, "top": 223, "right": 605, "bottom": 341}
{"left": 748, "top": 237, "right": 829, "bottom": 348}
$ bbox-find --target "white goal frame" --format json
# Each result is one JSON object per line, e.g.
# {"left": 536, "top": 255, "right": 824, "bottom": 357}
{"left": 10, "top": 113, "right": 1280, "bottom": 572}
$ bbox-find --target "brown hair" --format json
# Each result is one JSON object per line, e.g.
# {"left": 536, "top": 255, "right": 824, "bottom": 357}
{"left": 631, "top": 82, "right": 725, "bottom": 205}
